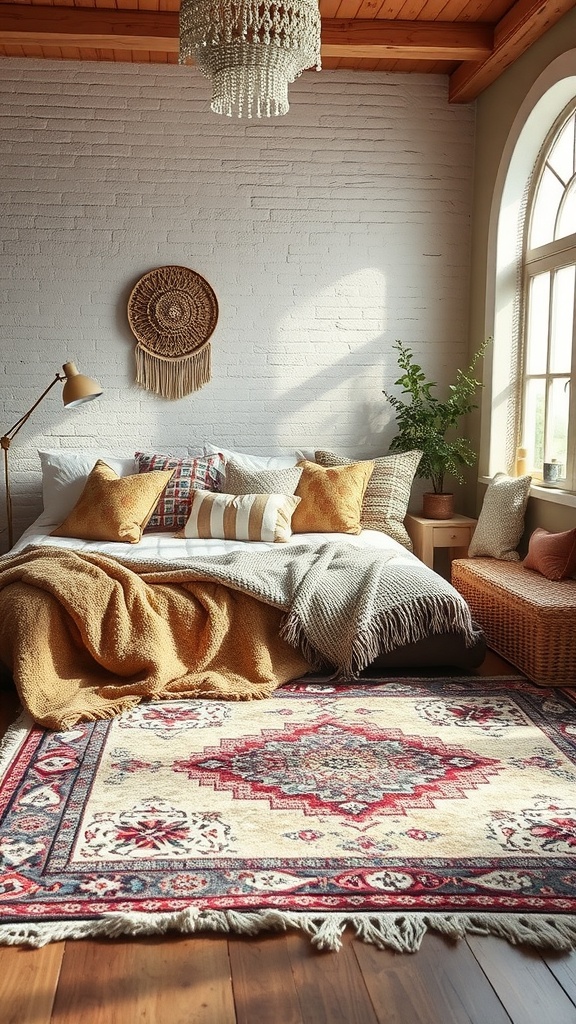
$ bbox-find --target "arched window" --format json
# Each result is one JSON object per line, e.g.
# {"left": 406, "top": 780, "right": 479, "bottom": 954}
{"left": 520, "top": 100, "right": 576, "bottom": 491}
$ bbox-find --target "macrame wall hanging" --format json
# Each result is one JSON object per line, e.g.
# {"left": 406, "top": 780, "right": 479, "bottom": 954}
{"left": 127, "top": 265, "right": 219, "bottom": 400}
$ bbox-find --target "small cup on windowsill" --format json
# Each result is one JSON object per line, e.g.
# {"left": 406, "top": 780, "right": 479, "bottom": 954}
{"left": 542, "top": 460, "right": 564, "bottom": 486}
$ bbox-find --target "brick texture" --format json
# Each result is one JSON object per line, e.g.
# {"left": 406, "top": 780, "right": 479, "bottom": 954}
{"left": 0, "top": 60, "right": 475, "bottom": 548}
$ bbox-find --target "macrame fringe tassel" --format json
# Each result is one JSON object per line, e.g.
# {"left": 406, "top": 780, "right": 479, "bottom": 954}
{"left": 2, "top": 910, "right": 576, "bottom": 953}
{"left": 135, "top": 344, "right": 211, "bottom": 399}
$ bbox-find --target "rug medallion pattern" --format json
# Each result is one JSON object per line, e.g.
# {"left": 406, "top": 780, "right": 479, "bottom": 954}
{"left": 1, "top": 677, "right": 576, "bottom": 925}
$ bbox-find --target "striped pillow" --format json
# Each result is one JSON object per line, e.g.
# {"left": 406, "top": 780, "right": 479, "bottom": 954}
{"left": 178, "top": 490, "right": 301, "bottom": 543}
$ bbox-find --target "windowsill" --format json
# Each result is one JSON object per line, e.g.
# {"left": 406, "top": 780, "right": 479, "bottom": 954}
{"left": 479, "top": 477, "right": 576, "bottom": 508}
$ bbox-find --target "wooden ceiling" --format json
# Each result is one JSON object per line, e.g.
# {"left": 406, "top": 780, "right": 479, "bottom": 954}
{"left": 0, "top": 0, "right": 574, "bottom": 103}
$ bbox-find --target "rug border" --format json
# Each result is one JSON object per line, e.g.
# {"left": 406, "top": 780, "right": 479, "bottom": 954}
{"left": 2, "top": 677, "right": 576, "bottom": 953}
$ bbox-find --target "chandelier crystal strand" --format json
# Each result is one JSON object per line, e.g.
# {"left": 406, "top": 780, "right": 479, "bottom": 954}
{"left": 179, "top": 0, "right": 322, "bottom": 119}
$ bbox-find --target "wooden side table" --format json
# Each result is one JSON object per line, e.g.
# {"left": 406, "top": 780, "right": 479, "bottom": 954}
{"left": 405, "top": 513, "right": 477, "bottom": 569}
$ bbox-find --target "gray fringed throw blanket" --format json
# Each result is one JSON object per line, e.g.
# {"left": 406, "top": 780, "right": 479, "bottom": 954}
{"left": 128, "top": 540, "right": 479, "bottom": 672}
{"left": 0, "top": 543, "right": 478, "bottom": 728}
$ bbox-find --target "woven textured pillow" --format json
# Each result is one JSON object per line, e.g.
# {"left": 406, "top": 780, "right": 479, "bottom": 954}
{"left": 135, "top": 451, "right": 225, "bottom": 531}
{"left": 291, "top": 459, "right": 374, "bottom": 534}
{"left": 468, "top": 472, "right": 532, "bottom": 561}
{"left": 523, "top": 527, "right": 576, "bottom": 580}
{"left": 315, "top": 449, "right": 422, "bottom": 549}
{"left": 178, "top": 490, "right": 301, "bottom": 543}
{"left": 51, "top": 460, "right": 174, "bottom": 544}
{"left": 225, "top": 461, "right": 302, "bottom": 496}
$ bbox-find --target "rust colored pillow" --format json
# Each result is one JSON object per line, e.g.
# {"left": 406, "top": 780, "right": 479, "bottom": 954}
{"left": 291, "top": 459, "right": 374, "bottom": 534}
{"left": 523, "top": 527, "right": 576, "bottom": 581}
{"left": 51, "top": 460, "right": 174, "bottom": 544}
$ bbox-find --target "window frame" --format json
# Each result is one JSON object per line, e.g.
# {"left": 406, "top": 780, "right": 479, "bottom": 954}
{"left": 518, "top": 99, "right": 576, "bottom": 494}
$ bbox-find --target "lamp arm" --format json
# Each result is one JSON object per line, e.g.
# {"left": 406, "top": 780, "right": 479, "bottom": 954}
{"left": 1, "top": 373, "right": 64, "bottom": 448}
{"left": 1, "top": 372, "right": 65, "bottom": 552}
{"left": 2, "top": 445, "right": 11, "bottom": 552}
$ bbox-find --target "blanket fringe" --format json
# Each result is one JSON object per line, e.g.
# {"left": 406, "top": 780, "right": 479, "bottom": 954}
{"left": 282, "top": 592, "right": 480, "bottom": 681}
{"left": 280, "top": 613, "right": 326, "bottom": 671}
{"left": 350, "top": 595, "right": 479, "bottom": 672}
{"left": 1, "top": 910, "right": 576, "bottom": 953}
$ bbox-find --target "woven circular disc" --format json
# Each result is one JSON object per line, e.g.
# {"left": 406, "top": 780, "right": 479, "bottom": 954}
{"left": 127, "top": 265, "right": 218, "bottom": 359}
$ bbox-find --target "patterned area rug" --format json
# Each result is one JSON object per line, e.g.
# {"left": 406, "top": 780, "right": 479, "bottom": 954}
{"left": 2, "top": 674, "right": 576, "bottom": 952}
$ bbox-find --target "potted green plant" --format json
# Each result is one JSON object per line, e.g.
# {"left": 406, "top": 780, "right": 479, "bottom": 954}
{"left": 383, "top": 338, "right": 490, "bottom": 519}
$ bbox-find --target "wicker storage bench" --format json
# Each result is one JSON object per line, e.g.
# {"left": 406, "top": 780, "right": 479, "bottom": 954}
{"left": 451, "top": 557, "right": 576, "bottom": 686}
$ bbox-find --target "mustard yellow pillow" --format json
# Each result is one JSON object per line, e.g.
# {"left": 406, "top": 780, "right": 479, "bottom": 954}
{"left": 51, "top": 460, "right": 174, "bottom": 544}
{"left": 292, "top": 459, "right": 374, "bottom": 534}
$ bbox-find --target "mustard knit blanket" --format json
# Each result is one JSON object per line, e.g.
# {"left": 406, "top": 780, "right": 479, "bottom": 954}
{"left": 0, "top": 543, "right": 477, "bottom": 729}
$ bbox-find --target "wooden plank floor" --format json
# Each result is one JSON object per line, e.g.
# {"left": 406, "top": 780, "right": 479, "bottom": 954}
{"left": 1, "top": 653, "right": 576, "bottom": 1024}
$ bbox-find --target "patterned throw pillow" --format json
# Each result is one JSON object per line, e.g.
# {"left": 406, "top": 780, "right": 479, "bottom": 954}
{"left": 224, "top": 461, "right": 302, "bottom": 496}
{"left": 468, "top": 472, "right": 532, "bottom": 560}
{"left": 177, "top": 490, "right": 301, "bottom": 543}
{"left": 523, "top": 527, "right": 576, "bottom": 580}
{"left": 135, "top": 451, "right": 225, "bottom": 531}
{"left": 51, "top": 460, "right": 174, "bottom": 544}
{"left": 291, "top": 459, "right": 374, "bottom": 534}
{"left": 315, "top": 449, "right": 422, "bottom": 549}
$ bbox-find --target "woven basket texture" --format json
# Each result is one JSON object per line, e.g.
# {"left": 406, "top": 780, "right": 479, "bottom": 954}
{"left": 451, "top": 557, "right": 576, "bottom": 686}
{"left": 128, "top": 265, "right": 218, "bottom": 357}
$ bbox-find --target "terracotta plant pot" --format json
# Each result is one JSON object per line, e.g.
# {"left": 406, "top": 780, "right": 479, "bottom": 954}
{"left": 421, "top": 492, "right": 454, "bottom": 520}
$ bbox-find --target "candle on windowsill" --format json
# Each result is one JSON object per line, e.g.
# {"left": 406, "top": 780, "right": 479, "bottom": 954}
{"left": 515, "top": 446, "right": 528, "bottom": 476}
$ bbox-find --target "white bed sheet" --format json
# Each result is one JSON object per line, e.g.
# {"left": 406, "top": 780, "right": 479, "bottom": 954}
{"left": 11, "top": 516, "right": 419, "bottom": 568}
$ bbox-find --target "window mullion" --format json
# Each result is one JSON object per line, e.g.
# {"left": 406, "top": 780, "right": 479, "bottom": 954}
{"left": 566, "top": 288, "right": 576, "bottom": 490}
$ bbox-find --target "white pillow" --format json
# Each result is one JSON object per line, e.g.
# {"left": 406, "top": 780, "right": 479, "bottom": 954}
{"left": 203, "top": 442, "right": 315, "bottom": 470}
{"left": 177, "top": 489, "right": 301, "bottom": 543}
{"left": 38, "top": 450, "right": 137, "bottom": 525}
{"left": 468, "top": 472, "right": 532, "bottom": 561}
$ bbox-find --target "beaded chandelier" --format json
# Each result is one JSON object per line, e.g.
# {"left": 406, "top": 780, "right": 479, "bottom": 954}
{"left": 179, "top": 0, "right": 322, "bottom": 119}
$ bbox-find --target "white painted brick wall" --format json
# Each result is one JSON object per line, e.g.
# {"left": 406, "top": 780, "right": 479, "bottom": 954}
{"left": 0, "top": 60, "right": 475, "bottom": 549}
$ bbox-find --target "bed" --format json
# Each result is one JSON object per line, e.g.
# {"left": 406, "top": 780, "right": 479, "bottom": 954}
{"left": 0, "top": 446, "right": 485, "bottom": 729}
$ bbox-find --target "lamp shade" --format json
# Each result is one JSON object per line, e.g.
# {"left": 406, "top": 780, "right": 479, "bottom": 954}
{"left": 61, "top": 362, "right": 103, "bottom": 408}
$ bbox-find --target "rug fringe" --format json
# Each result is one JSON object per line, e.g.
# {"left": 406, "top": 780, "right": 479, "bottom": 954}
{"left": 0, "top": 708, "right": 32, "bottom": 777}
{"left": 1, "top": 910, "right": 576, "bottom": 952}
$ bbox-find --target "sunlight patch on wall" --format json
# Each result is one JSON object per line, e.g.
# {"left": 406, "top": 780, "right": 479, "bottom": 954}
{"left": 271, "top": 266, "right": 390, "bottom": 453}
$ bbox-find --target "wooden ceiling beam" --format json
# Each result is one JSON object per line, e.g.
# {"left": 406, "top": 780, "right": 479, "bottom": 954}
{"left": 321, "top": 21, "right": 493, "bottom": 61}
{"left": 1, "top": 1, "right": 569, "bottom": 101}
{"left": 449, "top": 0, "right": 576, "bottom": 102}
{"left": 0, "top": 6, "right": 493, "bottom": 61}
{"left": 0, "top": 5, "right": 180, "bottom": 52}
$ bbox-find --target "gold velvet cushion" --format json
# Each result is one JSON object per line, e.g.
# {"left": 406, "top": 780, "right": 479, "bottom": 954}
{"left": 523, "top": 527, "right": 576, "bottom": 581}
{"left": 51, "top": 460, "right": 174, "bottom": 544}
{"left": 178, "top": 490, "right": 301, "bottom": 543}
{"left": 292, "top": 459, "right": 374, "bottom": 534}
{"left": 315, "top": 449, "right": 422, "bottom": 549}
